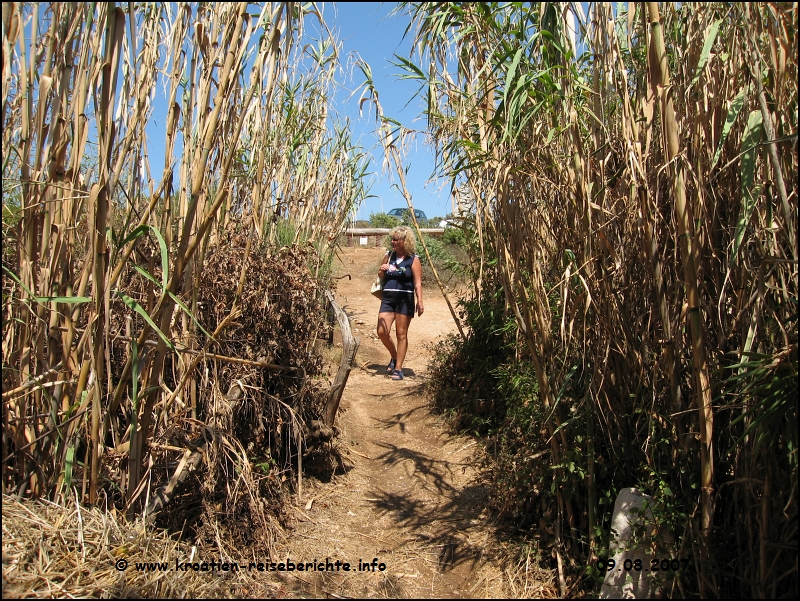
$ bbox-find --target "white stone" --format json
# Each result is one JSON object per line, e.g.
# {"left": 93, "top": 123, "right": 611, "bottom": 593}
{"left": 599, "top": 487, "right": 659, "bottom": 599}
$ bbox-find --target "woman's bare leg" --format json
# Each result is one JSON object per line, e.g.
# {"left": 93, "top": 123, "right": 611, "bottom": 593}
{"left": 377, "top": 311, "right": 397, "bottom": 361}
{"left": 394, "top": 313, "right": 412, "bottom": 370}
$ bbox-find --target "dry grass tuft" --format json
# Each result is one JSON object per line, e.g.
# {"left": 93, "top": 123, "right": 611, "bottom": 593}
{"left": 1, "top": 494, "right": 278, "bottom": 599}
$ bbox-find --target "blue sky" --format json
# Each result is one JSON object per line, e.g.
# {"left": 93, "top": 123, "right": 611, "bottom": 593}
{"left": 324, "top": 2, "right": 450, "bottom": 221}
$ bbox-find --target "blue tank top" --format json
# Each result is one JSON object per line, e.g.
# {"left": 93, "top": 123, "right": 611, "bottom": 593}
{"left": 383, "top": 252, "right": 416, "bottom": 295}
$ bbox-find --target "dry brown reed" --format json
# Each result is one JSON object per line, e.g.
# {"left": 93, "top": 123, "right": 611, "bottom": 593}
{"left": 1, "top": 493, "right": 275, "bottom": 598}
{"left": 2, "top": 0, "right": 368, "bottom": 557}
{"left": 403, "top": 1, "right": 797, "bottom": 596}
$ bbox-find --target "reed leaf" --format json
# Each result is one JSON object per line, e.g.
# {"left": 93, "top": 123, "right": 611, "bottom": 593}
{"left": 732, "top": 110, "right": 765, "bottom": 263}
{"left": 711, "top": 85, "right": 747, "bottom": 169}
{"left": 691, "top": 19, "right": 722, "bottom": 87}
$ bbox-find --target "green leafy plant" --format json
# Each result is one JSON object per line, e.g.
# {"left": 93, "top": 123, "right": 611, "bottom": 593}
{"left": 369, "top": 211, "right": 402, "bottom": 228}
{"left": 442, "top": 226, "right": 466, "bottom": 246}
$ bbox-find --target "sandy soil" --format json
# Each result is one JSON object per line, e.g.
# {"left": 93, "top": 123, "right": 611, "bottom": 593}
{"left": 263, "top": 246, "right": 532, "bottom": 598}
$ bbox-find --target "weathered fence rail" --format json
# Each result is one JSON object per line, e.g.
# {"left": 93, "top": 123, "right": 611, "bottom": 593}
{"left": 344, "top": 228, "right": 445, "bottom": 235}
{"left": 343, "top": 228, "right": 445, "bottom": 247}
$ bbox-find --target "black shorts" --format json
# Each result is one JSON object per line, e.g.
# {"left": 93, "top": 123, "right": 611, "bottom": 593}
{"left": 379, "top": 291, "right": 415, "bottom": 317}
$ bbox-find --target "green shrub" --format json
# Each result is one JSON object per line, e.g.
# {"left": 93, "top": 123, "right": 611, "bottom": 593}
{"left": 425, "top": 281, "right": 579, "bottom": 531}
{"left": 426, "top": 287, "right": 515, "bottom": 435}
{"left": 416, "top": 234, "right": 449, "bottom": 266}
{"left": 442, "top": 226, "right": 466, "bottom": 246}
{"left": 369, "top": 212, "right": 401, "bottom": 228}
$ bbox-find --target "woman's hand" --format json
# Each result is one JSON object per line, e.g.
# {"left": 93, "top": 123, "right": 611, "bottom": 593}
{"left": 378, "top": 254, "right": 390, "bottom": 277}
{"left": 411, "top": 255, "right": 423, "bottom": 316}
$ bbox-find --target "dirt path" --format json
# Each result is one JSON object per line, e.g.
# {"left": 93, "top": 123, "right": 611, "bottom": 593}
{"left": 266, "top": 247, "right": 517, "bottom": 598}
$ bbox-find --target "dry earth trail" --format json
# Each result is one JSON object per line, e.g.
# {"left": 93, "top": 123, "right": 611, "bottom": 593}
{"left": 266, "top": 246, "right": 542, "bottom": 598}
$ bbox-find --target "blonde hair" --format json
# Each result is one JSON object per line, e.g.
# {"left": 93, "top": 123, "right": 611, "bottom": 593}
{"left": 390, "top": 225, "right": 416, "bottom": 255}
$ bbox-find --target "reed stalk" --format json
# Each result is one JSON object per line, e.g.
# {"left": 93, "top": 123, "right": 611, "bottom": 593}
{"left": 2, "top": 2, "right": 371, "bottom": 517}
{"left": 402, "top": 1, "right": 797, "bottom": 594}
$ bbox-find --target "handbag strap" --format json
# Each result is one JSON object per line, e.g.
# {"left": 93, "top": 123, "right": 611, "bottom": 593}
{"left": 379, "top": 251, "right": 396, "bottom": 285}
{"left": 382, "top": 250, "right": 395, "bottom": 274}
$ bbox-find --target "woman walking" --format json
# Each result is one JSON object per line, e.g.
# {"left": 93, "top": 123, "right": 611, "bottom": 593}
{"left": 377, "top": 226, "right": 424, "bottom": 380}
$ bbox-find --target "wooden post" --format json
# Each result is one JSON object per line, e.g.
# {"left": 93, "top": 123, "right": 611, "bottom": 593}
{"left": 323, "top": 291, "right": 359, "bottom": 427}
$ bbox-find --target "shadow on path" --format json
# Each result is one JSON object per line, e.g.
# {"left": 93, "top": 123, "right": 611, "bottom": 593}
{"left": 367, "top": 484, "right": 491, "bottom": 573}
{"left": 366, "top": 439, "right": 491, "bottom": 574}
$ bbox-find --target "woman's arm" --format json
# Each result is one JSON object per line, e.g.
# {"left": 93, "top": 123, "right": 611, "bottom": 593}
{"left": 378, "top": 252, "right": 390, "bottom": 277}
{"left": 412, "top": 256, "right": 424, "bottom": 316}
